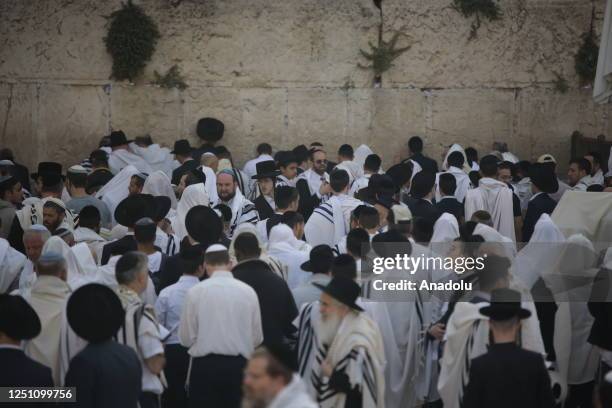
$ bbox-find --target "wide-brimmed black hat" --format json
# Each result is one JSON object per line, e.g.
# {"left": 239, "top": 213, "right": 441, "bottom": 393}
{"left": 185, "top": 205, "right": 223, "bottom": 244}
{"left": 0, "top": 294, "right": 41, "bottom": 341}
{"left": 313, "top": 277, "right": 363, "bottom": 312}
{"left": 410, "top": 171, "right": 436, "bottom": 199}
{"left": 31, "top": 161, "right": 63, "bottom": 180}
{"left": 109, "top": 130, "right": 132, "bottom": 147}
{"left": 196, "top": 118, "right": 225, "bottom": 142}
{"left": 40, "top": 172, "right": 63, "bottom": 188}
{"left": 529, "top": 163, "right": 559, "bottom": 194}
{"left": 479, "top": 288, "right": 531, "bottom": 321}
{"left": 301, "top": 245, "right": 334, "bottom": 273}
{"left": 386, "top": 162, "right": 412, "bottom": 192}
{"left": 252, "top": 160, "right": 281, "bottom": 180}
{"left": 114, "top": 194, "right": 157, "bottom": 227}
{"left": 67, "top": 284, "right": 124, "bottom": 343}
{"left": 152, "top": 196, "right": 171, "bottom": 222}
{"left": 171, "top": 139, "right": 193, "bottom": 155}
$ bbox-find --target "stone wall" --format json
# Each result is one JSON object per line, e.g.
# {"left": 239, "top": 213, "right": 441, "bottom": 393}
{"left": 0, "top": 0, "right": 610, "bottom": 172}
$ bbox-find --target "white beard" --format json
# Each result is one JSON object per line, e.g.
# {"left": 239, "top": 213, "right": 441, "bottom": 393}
{"left": 318, "top": 312, "right": 342, "bottom": 346}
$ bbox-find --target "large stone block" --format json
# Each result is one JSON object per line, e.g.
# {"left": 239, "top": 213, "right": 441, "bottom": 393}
{"left": 38, "top": 84, "right": 109, "bottom": 166}
{"left": 0, "top": 83, "right": 39, "bottom": 170}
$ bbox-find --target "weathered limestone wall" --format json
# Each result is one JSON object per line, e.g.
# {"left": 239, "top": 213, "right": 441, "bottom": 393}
{"left": 1, "top": 0, "right": 610, "bottom": 172}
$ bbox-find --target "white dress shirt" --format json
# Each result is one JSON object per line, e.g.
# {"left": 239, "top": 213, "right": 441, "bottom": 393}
{"left": 155, "top": 275, "right": 200, "bottom": 345}
{"left": 179, "top": 271, "right": 263, "bottom": 358}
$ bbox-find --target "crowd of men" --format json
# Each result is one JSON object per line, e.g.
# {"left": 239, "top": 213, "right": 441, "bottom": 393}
{"left": 1, "top": 116, "right": 612, "bottom": 408}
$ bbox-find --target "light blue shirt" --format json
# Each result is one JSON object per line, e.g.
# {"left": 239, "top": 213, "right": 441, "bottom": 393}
{"left": 154, "top": 275, "right": 199, "bottom": 345}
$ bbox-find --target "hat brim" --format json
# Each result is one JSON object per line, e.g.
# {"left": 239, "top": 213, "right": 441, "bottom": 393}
{"left": 252, "top": 170, "right": 281, "bottom": 180}
{"left": 301, "top": 260, "right": 313, "bottom": 271}
{"left": 312, "top": 283, "right": 364, "bottom": 312}
{"left": 109, "top": 139, "right": 133, "bottom": 147}
{"left": 171, "top": 148, "right": 193, "bottom": 155}
{"left": 153, "top": 196, "right": 172, "bottom": 221}
{"left": 479, "top": 304, "right": 531, "bottom": 320}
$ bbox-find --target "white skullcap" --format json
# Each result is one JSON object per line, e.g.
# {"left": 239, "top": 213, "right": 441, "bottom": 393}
{"left": 38, "top": 251, "right": 64, "bottom": 263}
{"left": 29, "top": 224, "right": 49, "bottom": 232}
{"left": 202, "top": 152, "right": 217, "bottom": 158}
{"left": 0, "top": 160, "right": 14, "bottom": 166}
{"left": 68, "top": 165, "right": 88, "bottom": 174}
{"left": 205, "top": 243, "right": 227, "bottom": 254}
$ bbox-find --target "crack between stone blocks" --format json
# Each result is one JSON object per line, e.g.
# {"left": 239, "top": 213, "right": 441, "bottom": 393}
{"left": 1, "top": 83, "right": 13, "bottom": 147}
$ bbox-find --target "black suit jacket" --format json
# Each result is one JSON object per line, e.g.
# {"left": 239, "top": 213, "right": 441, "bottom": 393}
{"left": 296, "top": 178, "right": 320, "bottom": 221}
{"left": 232, "top": 259, "right": 298, "bottom": 347}
{"left": 0, "top": 348, "right": 53, "bottom": 387}
{"left": 435, "top": 197, "right": 464, "bottom": 223}
{"left": 522, "top": 193, "right": 556, "bottom": 243}
{"left": 101, "top": 235, "right": 137, "bottom": 265}
{"left": 254, "top": 195, "right": 274, "bottom": 221}
{"left": 406, "top": 197, "right": 442, "bottom": 225}
{"left": 588, "top": 267, "right": 612, "bottom": 350}
{"left": 410, "top": 153, "right": 439, "bottom": 174}
{"left": 462, "top": 343, "right": 554, "bottom": 408}
{"left": 171, "top": 159, "right": 199, "bottom": 186}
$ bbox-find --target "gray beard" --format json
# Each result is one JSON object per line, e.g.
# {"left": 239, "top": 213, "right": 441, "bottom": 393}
{"left": 317, "top": 313, "right": 342, "bottom": 346}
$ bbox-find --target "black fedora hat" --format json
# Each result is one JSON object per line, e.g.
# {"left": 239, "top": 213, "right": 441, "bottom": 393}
{"left": 313, "top": 277, "right": 363, "bottom": 312}
{"left": 0, "top": 294, "right": 41, "bottom": 341}
{"left": 109, "top": 130, "right": 132, "bottom": 148}
{"left": 410, "top": 171, "right": 436, "bottom": 199}
{"left": 301, "top": 244, "right": 334, "bottom": 273}
{"left": 479, "top": 288, "right": 531, "bottom": 321}
{"left": 185, "top": 205, "right": 223, "bottom": 244}
{"left": 31, "top": 161, "right": 64, "bottom": 180}
{"left": 171, "top": 139, "right": 193, "bottom": 155}
{"left": 67, "top": 283, "right": 124, "bottom": 343}
{"left": 114, "top": 194, "right": 157, "bottom": 227}
{"left": 529, "top": 163, "right": 559, "bottom": 194}
{"left": 252, "top": 160, "right": 281, "bottom": 180}
{"left": 386, "top": 162, "right": 412, "bottom": 192}
{"left": 196, "top": 117, "right": 225, "bottom": 142}
{"left": 152, "top": 196, "right": 172, "bottom": 222}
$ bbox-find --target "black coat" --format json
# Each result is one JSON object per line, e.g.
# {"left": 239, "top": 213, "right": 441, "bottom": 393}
{"left": 171, "top": 159, "right": 199, "bottom": 186}
{"left": 101, "top": 235, "right": 137, "bottom": 265}
{"left": 462, "top": 342, "right": 555, "bottom": 408}
{"left": 0, "top": 348, "right": 53, "bottom": 387}
{"left": 64, "top": 341, "right": 142, "bottom": 408}
{"left": 11, "top": 162, "right": 31, "bottom": 192}
{"left": 409, "top": 153, "right": 439, "bottom": 174}
{"left": 232, "top": 259, "right": 298, "bottom": 347}
{"left": 522, "top": 193, "right": 557, "bottom": 243}
{"left": 406, "top": 197, "right": 442, "bottom": 225}
{"left": 253, "top": 195, "right": 274, "bottom": 221}
{"left": 296, "top": 178, "right": 320, "bottom": 221}
{"left": 588, "top": 267, "right": 612, "bottom": 350}
{"left": 435, "top": 197, "right": 464, "bottom": 223}
{"left": 157, "top": 243, "right": 208, "bottom": 292}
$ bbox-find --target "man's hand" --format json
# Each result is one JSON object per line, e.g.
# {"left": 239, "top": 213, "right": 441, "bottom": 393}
{"left": 321, "top": 359, "right": 333, "bottom": 377}
{"left": 428, "top": 323, "right": 446, "bottom": 341}
{"left": 319, "top": 181, "right": 332, "bottom": 196}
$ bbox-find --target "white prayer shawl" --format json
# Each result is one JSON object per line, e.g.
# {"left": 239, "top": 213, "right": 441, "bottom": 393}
{"left": 551, "top": 191, "right": 612, "bottom": 250}
{"left": 298, "top": 168, "right": 329, "bottom": 196}
{"left": 473, "top": 223, "right": 517, "bottom": 261}
{"left": 95, "top": 165, "right": 140, "bottom": 225}
{"left": 511, "top": 214, "right": 565, "bottom": 290}
{"left": 438, "top": 299, "right": 545, "bottom": 408}
{"left": 197, "top": 165, "right": 218, "bottom": 203}
{"left": 464, "top": 177, "right": 516, "bottom": 241}
{"left": 214, "top": 188, "right": 258, "bottom": 238}
{"left": 276, "top": 174, "right": 299, "bottom": 188}
{"left": 155, "top": 228, "right": 178, "bottom": 257}
{"left": 334, "top": 160, "right": 363, "bottom": 186}
{"left": 435, "top": 166, "right": 471, "bottom": 203}
{"left": 171, "top": 183, "right": 210, "bottom": 242}
{"left": 441, "top": 144, "right": 472, "bottom": 174}
{"left": 409, "top": 159, "right": 423, "bottom": 182}
{"left": 501, "top": 151, "right": 519, "bottom": 163}
{"left": 311, "top": 311, "right": 386, "bottom": 408}
{"left": 354, "top": 145, "right": 374, "bottom": 168}
{"left": 430, "top": 213, "right": 460, "bottom": 257}
{"left": 269, "top": 374, "right": 318, "bottom": 408}
{"left": 514, "top": 177, "right": 533, "bottom": 211}
{"left": 349, "top": 174, "right": 371, "bottom": 197}
{"left": 229, "top": 222, "right": 289, "bottom": 280}
{"left": 0, "top": 238, "right": 26, "bottom": 293}
{"left": 73, "top": 227, "right": 106, "bottom": 265}
{"left": 16, "top": 197, "right": 75, "bottom": 232}
{"left": 18, "top": 260, "right": 36, "bottom": 296}
{"left": 549, "top": 178, "right": 569, "bottom": 202}
{"left": 546, "top": 234, "right": 600, "bottom": 386}
{"left": 296, "top": 301, "right": 322, "bottom": 396}
{"left": 267, "top": 224, "right": 310, "bottom": 289}
{"left": 304, "top": 194, "right": 362, "bottom": 247}
{"left": 589, "top": 169, "right": 605, "bottom": 186}
{"left": 43, "top": 237, "right": 93, "bottom": 290}
{"left": 108, "top": 148, "right": 153, "bottom": 175}
{"left": 142, "top": 171, "right": 177, "bottom": 209}
{"left": 23, "top": 276, "right": 84, "bottom": 386}
{"left": 129, "top": 143, "right": 174, "bottom": 176}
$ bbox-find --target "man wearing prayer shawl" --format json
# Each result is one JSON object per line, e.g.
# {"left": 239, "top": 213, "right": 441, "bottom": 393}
{"left": 296, "top": 148, "right": 331, "bottom": 220}
{"left": 24, "top": 252, "right": 83, "bottom": 385}
{"left": 435, "top": 150, "right": 471, "bottom": 204}
{"left": 464, "top": 155, "right": 516, "bottom": 241}
{"left": 130, "top": 135, "right": 175, "bottom": 177}
{"left": 0, "top": 175, "right": 23, "bottom": 239}
{"left": 107, "top": 131, "right": 153, "bottom": 175}
{"left": 349, "top": 153, "right": 381, "bottom": 197}
{"left": 304, "top": 169, "right": 362, "bottom": 248}
{"left": 521, "top": 163, "right": 558, "bottom": 243}
{"left": 251, "top": 160, "right": 281, "bottom": 222}
{"left": 0, "top": 236, "right": 25, "bottom": 293}
{"left": 334, "top": 144, "right": 363, "bottom": 188}
{"left": 310, "top": 277, "right": 385, "bottom": 408}
{"left": 213, "top": 169, "right": 258, "bottom": 238}
{"left": 267, "top": 223, "right": 310, "bottom": 290}
{"left": 567, "top": 157, "right": 593, "bottom": 192}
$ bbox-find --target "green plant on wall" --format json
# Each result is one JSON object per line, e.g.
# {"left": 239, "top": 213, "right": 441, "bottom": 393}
{"left": 105, "top": 0, "right": 160, "bottom": 82}
{"left": 152, "top": 65, "right": 188, "bottom": 90}
{"left": 359, "top": 33, "right": 410, "bottom": 85}
{"left": 575, "top": 6, "right": 599, "bottom": 86}
{"left": 452, "top": 0, "right": 501, "bottom": 40}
